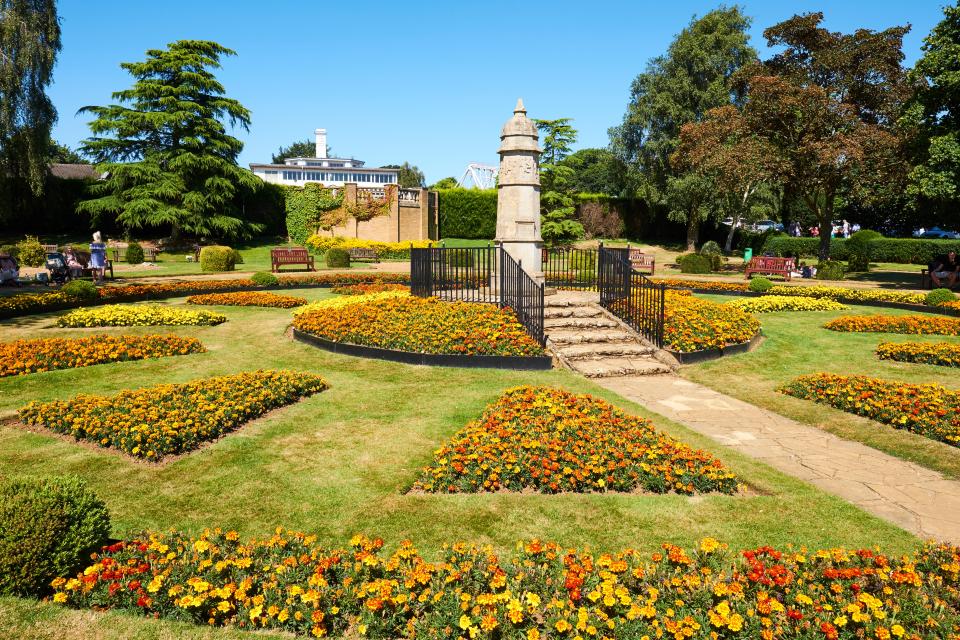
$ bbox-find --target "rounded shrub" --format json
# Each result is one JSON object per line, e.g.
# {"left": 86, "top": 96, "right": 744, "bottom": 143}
{"left": 15, "top": 236, "right": 45, "bottom": 267}
{"left": 926, "top": 288, "right": 956, "bottom": 306}
{"left": 677, "top": 253, "right": 712, "bottom": 274}
{"left": 251, "top": 271, "right": 279, "bottom": 287}
{"left": 815, "top": 260, "right": 847, "bottom": 281}
{"left": 199, "top": 246, "right": 236, "bottom": 272}
{"left": 61, "top": 279, "right": 99, "bottom": 301}
{"left": 748, "top": 276, "right": 773, "bottom": 293}
{"left": 125, "top": 242, "right": 145, "bottom": 264}
{"left": 845, "top": 229, "right": 883, "bottom": 272}
{"left": 231, "top": 248, "right": 244, "bottom": 265}
{"left": 0, "top": 475, "right": 111, "bottom": 597}
{"left": 699, "top": 240, "right": 723, "bottom": 270}
{"left": 325, "top": 248, "right": 351, "bottom": 268}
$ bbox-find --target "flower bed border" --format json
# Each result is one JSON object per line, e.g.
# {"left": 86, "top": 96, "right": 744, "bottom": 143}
{"left": 292, "top": 328, "right": 553, "bottom": 370}
{"left": 664, "top": 329, "right": 763, "bottom": 364}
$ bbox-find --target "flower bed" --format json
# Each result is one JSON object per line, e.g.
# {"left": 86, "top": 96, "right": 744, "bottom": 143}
{"left": 663, "top": 292, "right": 761, "bottom": 353}
{"left": 725, "top": 295, "right": 848, "bottom": 313}
{"left": 877, "top": 341, "right": 960, "bottom": 367}
{"left": 652, "top": 278, "right": 750, "bottom": 292}
{"left": 0, "top": 273, "right": 411, "bottom": 319}
{"left": 331, "top": 282, "right": 409, "bottom": 295}
{"left": 293, "top": 295, "right": 544, "bottom": 357}
{"left": 186, "top": 291, "right": 307, "bottom": 308}
{"left": 413, "top": 386, "right": 737, "bottom": 494}
{"left": 779, "top": 373, "right": 960, "bottom": 446}
{"left": 824, "top": 314, "right": 960, "bottom": 335}
{"left": 767, "top": 285, "right": 927, "bottom": 306}
{"left": 52, "top": 529, "right": 960, "bottom": 640}
{"left": 57, "top": 305, "right": 226, "bottom": 328}
{"left": 18, "top": 370, "right": 328, "bottom": 459}
{"left": 306, "top": 235, "right": 431, "bottom": 259}
{"left": 293, "top": 291, "right": 409, "bottom": 316}
{"left": 0, "top": 334, "right": 204, "bottom": 378}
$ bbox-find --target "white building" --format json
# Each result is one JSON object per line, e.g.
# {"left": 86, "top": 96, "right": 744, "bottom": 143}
{"left": 250, "top": 128, "right": 399, "bottom": 188}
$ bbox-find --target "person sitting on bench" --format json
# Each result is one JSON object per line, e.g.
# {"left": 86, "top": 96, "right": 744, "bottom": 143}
{"left": 930, "top": 251, "right": 960, "bottom": 288}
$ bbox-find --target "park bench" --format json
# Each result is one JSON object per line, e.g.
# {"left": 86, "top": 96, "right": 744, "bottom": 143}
{"left": 629, "top": 249, "right": 655, "bottom": 275}
{"left": 271, "top": 247, "right": 315, "bottom": 273}
{"left": 920, "top": 268, "right": 960, "bottom": 290}
{"left": 111, "top": 247, "right": 157, "bottom": 263}
{"left": 348, "top": 247, "right": 380, "bottom": 263}
{"left": 745, "top": 256, "right": 795, "bottom": 281}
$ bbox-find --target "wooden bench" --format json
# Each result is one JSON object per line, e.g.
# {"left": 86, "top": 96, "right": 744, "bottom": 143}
{"left": 271, "top": 247, "right": 315, "bottom": 272}
{"left": 629, "top": 249, "right": 655, "bottom": 274}
{"left": 111, "top": 247, "right": 157, "bottom": 263}
{"left": 348, "top": 247, "right": 380, "bottom": 263}
{"left": 920, "top": 267, "right": 960, "bottom": 290}
{"left": 745, "top": 256, "right": 795, "bottom": 281}
{"left": 70, "top": 261, "right": 114, "bottom": 281}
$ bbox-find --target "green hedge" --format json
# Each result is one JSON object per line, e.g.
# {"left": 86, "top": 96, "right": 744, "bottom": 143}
{"left": 199, "top": 246, "right": 236, "bottom": 272}
{"left": 437, "top": 188, "right": 497, "bottom": 239}
{"left": 762, "top": 235, "right": 960, "bottom": 265}
{"left": 325, "top": 248, "right": 351, "bottom": 268}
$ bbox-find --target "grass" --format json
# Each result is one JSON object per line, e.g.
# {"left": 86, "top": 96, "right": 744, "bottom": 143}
{"left": 684, "top": 294, "right": 960, "bottom": 480}
{"left": 0, "top": 287, "right": 925, "bottom": 637}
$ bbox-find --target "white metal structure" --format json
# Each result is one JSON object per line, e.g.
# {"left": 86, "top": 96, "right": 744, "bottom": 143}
{"left": 457, "top": 162, "right": 499, "bottom": 190}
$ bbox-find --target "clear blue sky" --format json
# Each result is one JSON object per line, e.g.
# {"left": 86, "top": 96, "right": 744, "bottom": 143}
{"left": 51, "top": 0, "right": 948, "bottom": 184}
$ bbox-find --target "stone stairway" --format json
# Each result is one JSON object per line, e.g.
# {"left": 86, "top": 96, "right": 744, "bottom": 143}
{"left": 544, "top": 291, "right": 674, "bottom": 378}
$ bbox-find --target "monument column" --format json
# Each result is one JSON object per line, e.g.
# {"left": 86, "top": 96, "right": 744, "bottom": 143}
{"left": 496, "top": 98, "right": 544, "bottom": 285}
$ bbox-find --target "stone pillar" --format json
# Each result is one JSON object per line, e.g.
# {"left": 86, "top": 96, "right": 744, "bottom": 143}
{"left": 496, "top": 99, "right": 543, "bottom": 285}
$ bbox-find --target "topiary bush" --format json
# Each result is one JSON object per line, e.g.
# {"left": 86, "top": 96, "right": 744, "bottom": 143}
{"left": 199, "top": 246, "right": 236, "bottom": 272}
{"left": 0, "top": 475, "right": 111, "bottom": 597}
{"left": 325, "top": 248, "right": 351, "bottom": 268}
{"left": 926, "top": 288, "right": 956, "bottom": 306}
{"left": 815, "top": 260, "right": 846, "bottom": 281}
{"left": 748, "top": 276, "right": 773, "bottom": 292}
{"left": 677, "top": 253, "right": 713, "bottom": 274}
{"left": 125, "top": 242, "right": 145, "bottom": 264}
{"left": 845, "top": 229, "right": 883, "bottom": 272}
{"left": 61, "top": 279, "right": 99, "bottom": 300}
{"left": 232, "top": 248, "right": 244, "bottom": 265}
{"left": 251, "top": 271, "right": 278, "bottom": 287}
{"left": 699, "top": 240, "right": 723, "bottom": 271}
{"left": 15, "top": 236, "right": 45, "bottom": 267}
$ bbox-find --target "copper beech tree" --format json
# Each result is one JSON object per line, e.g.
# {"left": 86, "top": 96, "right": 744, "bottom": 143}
{"left": 672, "top": 106, "right": 784, "bottom": 252}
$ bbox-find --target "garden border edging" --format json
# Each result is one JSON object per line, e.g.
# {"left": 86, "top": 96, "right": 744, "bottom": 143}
{"left": 665, "top": 330, "right": 763, "bottom": 365}
{"left": 292, "top": 329, "right": 554, "bottom": 370}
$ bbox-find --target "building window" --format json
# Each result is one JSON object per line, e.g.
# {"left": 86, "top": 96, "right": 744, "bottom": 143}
{"left": 283, "top": 171, "right": 301, "bottom": 181}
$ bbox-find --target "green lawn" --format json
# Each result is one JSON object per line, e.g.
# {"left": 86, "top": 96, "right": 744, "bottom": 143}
{"left": 685, "top": 294, "right": 960, "bottom": 479}
{"left": 0, "top": 288, "right": 923, "bottom": 637}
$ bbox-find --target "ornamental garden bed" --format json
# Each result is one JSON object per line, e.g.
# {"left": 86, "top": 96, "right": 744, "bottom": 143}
{"left": 411, "top": 386, "right": 737, "bottom": 493}
{"left": 56, "top": 304, "right": 226, "bottom": 328}
{"left": 780, "top": 372, "right": 960, "bottom": 447}
{"left": 660, "top": 291, "right": 762, "bottom": 362}
{"left": 824, "top": 313, "right": 960, "bottom": 335}
{"left": 0, "top": 334, "right": 204, "bottom": 377}
{"left": 17, "top": 370, "right": 328, "bottom": 460}
{"left": 186, "top": 291, "right": 307, "bottom": 308}
{"left": 50, "top": 529, "right": 960, "bottom": 640}
{"left": 292, "top": 295, "right": 551, "bottom": 370}
{"left": 876, "top": 341, "right": 960, "bottom": 367}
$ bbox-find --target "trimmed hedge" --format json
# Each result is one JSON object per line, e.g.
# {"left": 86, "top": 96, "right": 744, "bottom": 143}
{"left": 250, "top": 271, "right": 279, "bottom": 286}
{"left": 0, "top": 475, "right": 110, "bottom": 597}
{"left": 60, "top": 280, "right": 98, "bottom": 301}
{"left": 677, "top": 253, "right": 712, "bottom": 274}
{"left": 325, "top": 248, "right": 351, "bottom": 268}
{"left": 436, "top": 188, "right": 497, "bottom": 239}
{"left": 763, "top": 235, "right": 960, "bottom": 265}
{"left": 199, "top": 246, "right": 236, "bottom": 272}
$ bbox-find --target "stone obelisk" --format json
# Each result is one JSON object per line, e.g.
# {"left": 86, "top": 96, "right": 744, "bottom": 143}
{"left": 496, "top": 98, "right": 544, "bottom": 285}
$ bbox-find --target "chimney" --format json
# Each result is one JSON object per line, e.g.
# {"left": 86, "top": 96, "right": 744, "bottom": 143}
{"left": 315, "top": 128, "right": 327, "bottom": 159}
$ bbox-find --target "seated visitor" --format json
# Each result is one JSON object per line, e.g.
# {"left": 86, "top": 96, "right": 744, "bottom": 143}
{"left": 929, "top": 251, "right": 960, "bottom": 288}
{"left": 0, "top": 254, "right": 18, "bottom": 285}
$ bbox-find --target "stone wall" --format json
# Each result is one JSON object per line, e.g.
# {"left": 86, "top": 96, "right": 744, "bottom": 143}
{"left": 322, "top": 184, "right": 437, "bottom": 242}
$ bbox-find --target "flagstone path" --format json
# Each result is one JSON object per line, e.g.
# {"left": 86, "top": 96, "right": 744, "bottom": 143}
{"left": 598, "top": 374, "right": 960, "bottom": 543}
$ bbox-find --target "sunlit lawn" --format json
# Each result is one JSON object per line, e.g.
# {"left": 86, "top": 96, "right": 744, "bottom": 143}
{"left": 685, "top": 294, "right": 960, "bottom": 479}
{"left": 0, "top": 287, "right": 924, "bottom": 637}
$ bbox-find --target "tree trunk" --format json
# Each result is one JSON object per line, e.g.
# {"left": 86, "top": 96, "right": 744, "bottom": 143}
{"left": 686, "top": 215, "right": 699, "bottom": 252}
{"left": 724, "top": 220, "right": 737, "bottom": 253}
{"left": 818, "top": 218, "right": 832, "bottom": 262}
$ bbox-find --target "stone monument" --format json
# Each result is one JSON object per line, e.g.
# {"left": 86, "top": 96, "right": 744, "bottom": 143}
{"left": 496, "top": 98, "right": 544, "bottom": 285}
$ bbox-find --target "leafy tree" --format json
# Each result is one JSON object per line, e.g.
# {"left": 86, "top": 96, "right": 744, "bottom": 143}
{"left": 272, "top": 139, "right": 330, "bottom": 163}
{"left": 0, "top": 0, "right": 61, "bottom": 201}
{"left": 535, "top": 118, "right": 584, "bottom": 244}
{"left": 77, "top": 40, "right": 260, "bottom": 239}
{"left": 672, "top": 106, "right": 784, "bottom": 251}
{"left": 559, "top": 148, "right": 626, "bottom": 196}
{"left": 741, "top": 73, "right": 904, "bottom": 259}
{"left": 49, "top": 139, "right": 84, "bottom": 164}
{"left": 610, "top": 7, "right": 756, "bottom": 250}
{"left": 383, "top": 162, "right": 425, "bottom": 188}
{"left": 904, "top": 3, "right": 960, "bottom": 220}
{"left": 429, "top": 176, "right": 458, "bottom": 190}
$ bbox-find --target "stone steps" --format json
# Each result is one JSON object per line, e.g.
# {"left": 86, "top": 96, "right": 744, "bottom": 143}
{"left": 547, "top": 329, "right": 637, "bottom": 345}
{"left": 553, "top": 341, "right": 656, "bottom": 360}
{"left": 568, "top": 357, "right": 672, "bottom": 378}
{"left": 543, "top": 316, "right": 620, "bottom": 330}
{"left": 543, "top": 306, "right": 604, "bottom": 319}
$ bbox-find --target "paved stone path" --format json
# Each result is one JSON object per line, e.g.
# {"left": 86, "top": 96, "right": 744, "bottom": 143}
{"left": 597, "top": 374, "right": 960, "bottom": 542}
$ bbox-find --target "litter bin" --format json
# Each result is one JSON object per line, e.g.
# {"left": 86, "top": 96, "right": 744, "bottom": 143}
{"left": 743, "top": 247, "right": 753, "bottom": 262}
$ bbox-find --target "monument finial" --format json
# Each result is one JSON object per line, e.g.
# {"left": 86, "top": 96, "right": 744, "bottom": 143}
{"left": 514, "top": 98, "right": 526, "bottom": 114}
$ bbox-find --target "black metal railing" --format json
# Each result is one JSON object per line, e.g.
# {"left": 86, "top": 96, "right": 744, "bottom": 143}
{"left": 411, "top": 246, "right": 545, "bottom": 345}
{"left": 598, "top": 246, "right": 665, "bottom": 348}
{"left": 543, "top": 247, "right": 598, "bottom": 290}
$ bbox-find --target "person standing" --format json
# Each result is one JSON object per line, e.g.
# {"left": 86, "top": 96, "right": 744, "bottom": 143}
{"left": 89, "top": 231, "right": 107, "bottom": 284}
